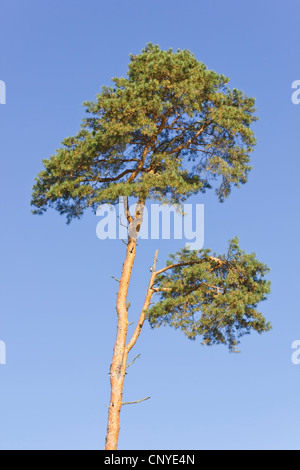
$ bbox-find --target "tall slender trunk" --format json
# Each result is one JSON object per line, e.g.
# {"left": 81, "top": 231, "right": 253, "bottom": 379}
{"left": 105, "top": 199, "right": 144, "bottom": 450}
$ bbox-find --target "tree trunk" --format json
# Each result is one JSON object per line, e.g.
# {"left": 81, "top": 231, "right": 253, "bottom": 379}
{"left": 105, "top": 198, "right": 145, "bottom": 450}
{"left": 104, "top": 236, "right": 136, "bottom": 449}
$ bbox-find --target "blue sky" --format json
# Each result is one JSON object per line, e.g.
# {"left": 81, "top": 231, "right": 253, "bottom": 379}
{"left": 0, "top": 0, "right": 299, "bottom": 450}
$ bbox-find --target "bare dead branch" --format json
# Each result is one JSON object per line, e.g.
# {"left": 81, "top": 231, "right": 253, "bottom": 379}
{"left": 126, "top": 354, "right": 141, "bottom": 369}
{"left": 122, "top": 396, "right": 151, "bottom": 406}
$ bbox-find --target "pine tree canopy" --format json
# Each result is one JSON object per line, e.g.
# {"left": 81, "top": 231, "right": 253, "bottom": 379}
{"left": 31, "top": 43, "right": 257, "bottom": 222}
{"left": 148, "top": 238, "right": 271, "bottom": 351}
{"left": 31, "top": 43, "right": 271, "bottom": 351}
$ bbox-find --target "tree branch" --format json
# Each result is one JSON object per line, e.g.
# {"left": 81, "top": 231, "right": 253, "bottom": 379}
{"left": 126, "top": 354, "right": 141, "bottom": 369}
{"left": 154, "top": 256, "right": 225, "bottom": 277}
{"left": 151, "top": 282, "right": 224, "bottom": 294}
{"left": 126, "top": 250, "right": 159, "bottom": 353}
{"left": 122, "top": 396, "right": 151, "bottom": 406}
{"left": 170, "top": 121, "right": 211, "bottom": 154}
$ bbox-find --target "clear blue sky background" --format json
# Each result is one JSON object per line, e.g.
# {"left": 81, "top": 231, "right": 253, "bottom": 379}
{"left": 0, "top": 0, "right": 299, "bottom": 450}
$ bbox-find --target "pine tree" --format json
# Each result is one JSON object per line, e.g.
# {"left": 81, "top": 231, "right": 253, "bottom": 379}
{"left": 31, "top": 43, "right": 271, "bottom": 450}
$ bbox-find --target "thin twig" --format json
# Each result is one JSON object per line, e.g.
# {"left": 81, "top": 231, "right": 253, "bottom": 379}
{"left": 122, "top": 396, "right": 151, "bottom": 406}
{"left": 126, "top": 354, "right": 141, "bottom": 369}
{"left": 117, "top": 214, "right": 128, "bottom": 229}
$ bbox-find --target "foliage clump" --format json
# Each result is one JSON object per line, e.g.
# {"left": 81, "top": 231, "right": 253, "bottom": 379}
{"left": 148, "top": 238, "right": 271, "bottom": 351}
